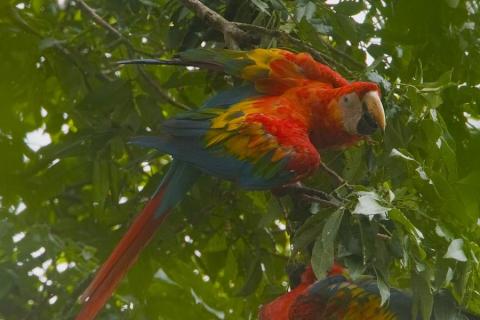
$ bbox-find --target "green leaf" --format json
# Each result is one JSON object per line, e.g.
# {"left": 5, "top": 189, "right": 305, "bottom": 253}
{"left": 93, "top": 156, "right": 110, "bottom": 214}
{"left": 389, "top": 209, "right": 424, "bottom": 241}
{"left": 296, "top": 1, "right": 316, "bottom": 21}
{"left": 412, "top": 269, "right": 434, "bottom": 320}
{"left": 352, "top": 191, "right": 390, "bottom": 216}
{"left": 0, "top": 270, "right": 14, "bottom": 299}
{"left": 292, "top": 212, "right": 325, "bottom": 252}
{"left": 376, "top": 274, "right": 390, "bottom": 306}
{"left": 453, "top": 262, "right": 472, "bottom": 299}
{"left": 444, "top": 0, "right": 460, "bottom": 8}
{"left": 139, "top": 0, "right": 161, "bottom": 7}
{"left": 311, "top": 209, "right": 344, "bottom": 278}
{"left": 31, "top": 0, "right": 44, "bottom": 14}
{"left": 235, "top": 258, "right": 262, "bottom": 296}
{"left": 39, "top": 38, "right": 64, "bottom": 51}
{"left": 444, "top": 239, "right": 467, "bottom": 262}
{"left": 250, "top": 0, "right": 271, "bottom": 15}
{"left": 334, "top": 1, "right": 365, "bottom": 16}
{"left": 3, "top": 0, "right": 480, "bottom": 318}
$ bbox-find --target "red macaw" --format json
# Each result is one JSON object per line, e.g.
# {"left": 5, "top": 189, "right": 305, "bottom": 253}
{"left": 260, "top": 264, "right": 480, "bottom": 320}
{"left": 75, "top": 48, "right": 386, "bottom": 319}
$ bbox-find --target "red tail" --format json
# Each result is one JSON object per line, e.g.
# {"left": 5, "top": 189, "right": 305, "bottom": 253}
{"left": 75, "top": 189, "right": 169, "bottom": 320}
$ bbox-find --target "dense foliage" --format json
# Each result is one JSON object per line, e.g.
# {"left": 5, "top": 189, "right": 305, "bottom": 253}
{"left": 1, "top": 0, "right": 480, "bottom": 319}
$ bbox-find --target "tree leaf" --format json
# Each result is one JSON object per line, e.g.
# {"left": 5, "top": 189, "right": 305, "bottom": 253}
{"left": 412, "top": 269, "right": 434, "bottom": 320}
{"left": 444, "top": 0, "right": 460, "bottom": 8}
{"left": 334, "top": 1, "right": 365, "bottom": 16}
{"left": 250, "top": 0, "right": 271, "bottom": 15}
{"left": 352, "top": 191, "right": 390, "bottom": 217}
{"left": 311, "top": 209, "right": 344, "bottom": 278}
{"left": 235, "top": 258, "right": 262, "bottom": 296}
{"left": 444, "top": 239, "right": 467, "bottom": 262}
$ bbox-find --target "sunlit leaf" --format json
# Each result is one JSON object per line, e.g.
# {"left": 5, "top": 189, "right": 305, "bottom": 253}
{"left": 352, "top": 191, "right": 390, "bottom": 217}
{"left": 444, "top": 239, "right": 467, "bottom": 262}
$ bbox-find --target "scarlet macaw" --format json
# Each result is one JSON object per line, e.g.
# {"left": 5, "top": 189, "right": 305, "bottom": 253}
{"left": 260, "top": 264, "right": 480, "bottom": 320}
{"left": 75, "top": 48, "right": 386, "bottom": 319}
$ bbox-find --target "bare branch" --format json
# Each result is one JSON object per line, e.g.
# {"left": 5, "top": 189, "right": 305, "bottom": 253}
{"left": 283, "top": 183, "right": 343, "bottom": 207}
{"left": 77, "top": 0, "right": 190, "bottom": 110}
{"left": 77, "top": 0, "right": 131, "bottom": 46}
{"left": 301, "top": 194, "right": 342, "bottom": 207}
{"left": 179, "top": 0, "right": 253, "bottom": 49}
{"left": 234, "top": 22, "right": 360, "bottom": 76}
{"left": 137, "top": 67, "right": 191, "bottom": 111}
{"left": 176, "top": 1, "right": 359, "bottom": 75}
{"left": 321, "top": 162, "right": 347, "bottom": 186}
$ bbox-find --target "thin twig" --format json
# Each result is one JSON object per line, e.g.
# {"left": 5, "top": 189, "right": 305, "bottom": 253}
{"left": 275, "top": 196, "right": 290, "bottom": 217}
{"left": 301, "top": 194, "right": 340, "bottom": 207}
{"left": 314, "top": 34, "right": 364, "bottom": 70}
{"left": 321, "top": 162, "right": 347, "bottom": 186}
{"left": 76, "top": 0, "right": 131, "bottom": 46}
{"left": 179, "top": 0, "right": 253, "bottom": 49}
{"left": 376, "top": 233, "right": 391, "bottom": 240}
{"left": 77, "top": 0, "right": 190, "bottom": 110}
{"left": 137, "top": 67, "right": 191, "bottom": 111}
{"left": 283, "top": 183, "right": 342, "bottom": 207}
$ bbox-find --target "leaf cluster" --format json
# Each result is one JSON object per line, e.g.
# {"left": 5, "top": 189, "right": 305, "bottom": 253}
{"left": 1, "top": 0, "right": 480, "bottom": 319}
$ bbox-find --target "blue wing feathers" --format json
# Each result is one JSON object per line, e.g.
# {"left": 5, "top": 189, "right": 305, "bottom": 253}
{"left": 154, "top": 160, "right": 201, "bottom": 218}
{"left": 203, "top": 85, "right": 259, "bottom": 108}
{"left": 130, "top": 85, "right": 292, "bottom": 190}
{"left": 129, "top": 136, "right": 167, "bottom": 149}
{"left": 162, "top": 119, "right": 210, "bottom": 137}
{"left": 131, "top": 135, "right": 288, "bottom": 189}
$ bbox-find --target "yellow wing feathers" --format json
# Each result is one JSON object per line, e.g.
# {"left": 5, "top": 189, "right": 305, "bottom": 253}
{"left": 326, "top": 283, "right": 397, "bottom": 320}
{"left": 205, "top": 98, "right": 290, "bottom": 163}
{"left": 241, "top": 49, "right": 296, "bottom": 80}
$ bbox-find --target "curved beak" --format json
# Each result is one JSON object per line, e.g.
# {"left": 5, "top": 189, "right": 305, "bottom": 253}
{"left": 362, "top": 91, "right": 386, "bottom": 132}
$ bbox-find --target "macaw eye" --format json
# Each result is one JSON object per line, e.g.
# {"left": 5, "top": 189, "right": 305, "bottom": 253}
{"left": 340, "top": 93, "right": 360, "bottom": 108}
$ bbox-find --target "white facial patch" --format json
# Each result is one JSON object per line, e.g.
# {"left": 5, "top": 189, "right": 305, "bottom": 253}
{"left": 338, "top": 92, "right": 363, "bottom": 135}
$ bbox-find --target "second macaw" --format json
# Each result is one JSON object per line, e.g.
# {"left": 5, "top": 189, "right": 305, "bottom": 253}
{"left": 75, "top": 48, "right": 386, "bottom": 319}
{"left": 260, "top": 264, "right": 480, "bottom": 320}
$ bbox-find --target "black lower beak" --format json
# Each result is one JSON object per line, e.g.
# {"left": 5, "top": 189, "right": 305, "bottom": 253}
{"left": 357, "top": 111, "right": 378, "bottom": 135}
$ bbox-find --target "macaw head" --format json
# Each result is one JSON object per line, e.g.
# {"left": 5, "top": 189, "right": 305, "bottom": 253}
{"left": 336, "top": 82, "right": 385, "bottom": 136}
{"left": 296, "top": 262, "right": 347, "bottom": 286}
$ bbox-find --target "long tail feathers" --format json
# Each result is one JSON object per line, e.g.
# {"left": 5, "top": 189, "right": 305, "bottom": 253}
{"left": 116, "top": 58, "right": 222, "bottom": 71}
{"left": 75, "top": 161, "right": 200, "bottom": 320}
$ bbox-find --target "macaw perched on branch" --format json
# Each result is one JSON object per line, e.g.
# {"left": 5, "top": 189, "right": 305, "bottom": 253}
{"left": 260, "top": 264, "right": 480, "bottom": 320}
{"left": 75, "top": 48, "right": 386, "bottom": 319}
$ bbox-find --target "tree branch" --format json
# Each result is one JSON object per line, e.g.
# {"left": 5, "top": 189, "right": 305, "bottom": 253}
{"left": 321, "top": 162, "right": 347, "bottom": 186}
{"left": 234, "top": 22, "right": 328, "bottom": 64}
{"left": 178, "top": 1, "right": 360, "bottom": 75}
{"left": 234, "top": 22, "right": 358, "bottom": 76}
{"left": 77, "top": 0, "right": 189, "bottom": 110}
{"left": 137, "top": 67, "right": 191, "bottom": 111}
{"left": 283, "top": 183, "right": 343, "bottom": 207}
{"left": 179, "top": 0, "right": 253, "bottom": 49}
{"left": 77, "top": 0, "right": 131, "bottom": 46}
